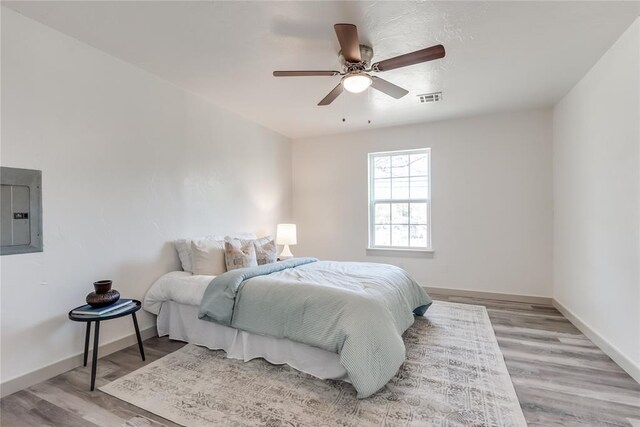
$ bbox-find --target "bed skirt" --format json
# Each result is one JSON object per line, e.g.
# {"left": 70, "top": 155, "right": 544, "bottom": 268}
{"left": 156, "top": 301, "right": 350, "bottom": 382}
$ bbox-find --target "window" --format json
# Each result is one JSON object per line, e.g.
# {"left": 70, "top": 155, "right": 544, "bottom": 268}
{"left": 368, "top": 148, "right": 431, "bottom": 250}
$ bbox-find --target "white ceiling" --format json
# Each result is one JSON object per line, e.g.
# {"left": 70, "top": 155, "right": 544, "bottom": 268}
{"left": 4, "top": 1, "right": 639, "bottom": 139}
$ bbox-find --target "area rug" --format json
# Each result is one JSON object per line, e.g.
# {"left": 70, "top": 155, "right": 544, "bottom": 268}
{"left": 100, "top": 301, "right": 526, "bottom": 426}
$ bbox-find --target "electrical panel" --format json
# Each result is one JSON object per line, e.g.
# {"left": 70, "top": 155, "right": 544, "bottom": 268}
{"left": 0, "top": 167, "right": 42, "bottom": 255}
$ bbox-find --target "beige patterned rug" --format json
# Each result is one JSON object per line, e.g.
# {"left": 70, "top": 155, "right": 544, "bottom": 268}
{"left": 100, "top": 301, "right": 526, "bottom": 426}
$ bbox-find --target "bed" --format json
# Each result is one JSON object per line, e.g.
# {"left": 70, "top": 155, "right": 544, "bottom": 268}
{"left": 143, "top": 258, "right": 431, "bottom": 398}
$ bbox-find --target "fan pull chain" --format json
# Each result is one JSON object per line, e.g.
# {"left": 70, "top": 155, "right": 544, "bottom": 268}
{"left": 367, "top": 87, "right": 372, "bottom": 124}
{"left": 341, "top": 88, "right": 346, "bottom": 123}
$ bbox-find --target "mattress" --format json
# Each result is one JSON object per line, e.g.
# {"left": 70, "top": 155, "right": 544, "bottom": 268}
{"left": 145, "top": 271, "right": 349, "bottom": 381}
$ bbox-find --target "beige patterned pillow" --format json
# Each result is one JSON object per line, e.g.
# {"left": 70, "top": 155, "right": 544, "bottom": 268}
{"left": 224, "top": 239, "right": 258, "bottom": 271}
{"left": 252, "top": 236, "right": 277, "bottom": 265}
{"left": 225, "top": 235, "right": 277, "bottom": 266}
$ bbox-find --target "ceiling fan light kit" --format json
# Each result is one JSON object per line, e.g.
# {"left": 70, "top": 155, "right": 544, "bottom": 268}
{"left": 273, "top": 23, "right": 445, "bottom": 106}
{"left": 342, "top": 73, "right": 372, "bottom": 93}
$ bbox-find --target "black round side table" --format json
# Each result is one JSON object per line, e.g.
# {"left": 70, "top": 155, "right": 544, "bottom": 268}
{"left": 68, "top": 299, "right": 145, "bottom": 391}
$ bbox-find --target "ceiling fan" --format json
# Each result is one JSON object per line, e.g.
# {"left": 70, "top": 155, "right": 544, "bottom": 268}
{"left": 273, "top": 23, "right": 445, "bottom": 106}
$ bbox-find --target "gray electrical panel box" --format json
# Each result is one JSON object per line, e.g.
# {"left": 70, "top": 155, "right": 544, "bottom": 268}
{"left": 1, "top": 167, "right": 43, "bottom": 255}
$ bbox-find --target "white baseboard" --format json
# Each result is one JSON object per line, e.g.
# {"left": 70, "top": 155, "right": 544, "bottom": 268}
{"left": 425, "top": 286, "right": 552, "bottom": 305}
{"left": 552, "top": 298, "right": 640, "bottom": 384}
{"left": 0, "top": 325, "right": 157, "bottom": 398}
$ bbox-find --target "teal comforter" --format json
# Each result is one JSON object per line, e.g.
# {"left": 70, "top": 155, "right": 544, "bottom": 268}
{"left": 198, "top": 258, "right": 431, "bottom": 398}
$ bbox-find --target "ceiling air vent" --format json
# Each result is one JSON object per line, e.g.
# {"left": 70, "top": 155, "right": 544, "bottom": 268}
{"left": 417, "top": 92, "right": 442, "bottom": 103}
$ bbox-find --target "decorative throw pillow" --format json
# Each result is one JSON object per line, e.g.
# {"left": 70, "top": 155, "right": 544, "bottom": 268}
{"left": 191, "top": 239, "right": 227, "bottom": 276}
{"left": 174, "top": 233, "right": 257, "bottom": 272}
{"left": 226, "top": 235, "right": 277, "bottom": 266}
{"left": 224, "top": 239, "right": 258, "bottom": 271}
{"left": 252, "top": 236, "right": 277, "bottom": 265}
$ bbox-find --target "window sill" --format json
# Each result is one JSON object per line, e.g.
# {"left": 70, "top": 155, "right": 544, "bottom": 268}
{"left": 366, "top": 248, "right": 434, "bottom": 258}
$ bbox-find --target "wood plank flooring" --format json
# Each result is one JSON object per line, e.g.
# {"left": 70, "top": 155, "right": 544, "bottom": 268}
{"left": 2, "top": 295, "right": 639, "bottom": 426}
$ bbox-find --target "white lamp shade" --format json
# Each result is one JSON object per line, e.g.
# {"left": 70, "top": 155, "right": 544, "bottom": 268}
{"left": 276, "top": 224, "right": 297, "bottom": 245}
{"left": 342, "top": 74, "right": 372, "bottom": 93}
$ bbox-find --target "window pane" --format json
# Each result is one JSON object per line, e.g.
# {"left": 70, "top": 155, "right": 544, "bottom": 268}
{"left": 409, "top": 225, "right": 428, "bottom": 247}
{"left": 392, "top": 225, "right": 409, "bottom": 247}
{"left": 375, "top": 203, "right": 391, "bottom": 224}
{"left": 374, "top": 156, "right": 391, "bottom": 178}
{"left": 409, "top": 203, "right": 427, "bottom": 224}
{"left": 391, "top": 177, "right": 409, "bottom": 200}
{"left": 391, "top": 155, "right": 409, "bottom": 178}
{"left": 375, "top": 225, "right": 390, "bottom": 246}
{"left": 374, "top": 178, "right": 390, "bottom": 200}
{"left": 409, "top": 176, "right": 428, "bottom": 199}
{"left": 391, "top": 203, "right": 409, "bottom": 224}
{"left": 370, "top": 150, "right": 430, "bottom": 249}
{"left": 410, "top": 153, "right": 428, "bottom": 176}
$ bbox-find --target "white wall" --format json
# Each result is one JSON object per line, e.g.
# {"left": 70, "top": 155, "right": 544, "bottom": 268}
{"left": 553, "top": 18, "right": 640, "bottom": 379}
{"left": 293, "top": 109, "right": 553, "bottom": 297}
{"left": 0, "top": 8, "right": 291, "bottom": 386}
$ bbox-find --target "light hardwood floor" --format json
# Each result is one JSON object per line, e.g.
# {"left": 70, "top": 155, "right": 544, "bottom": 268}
{"left": 2, "top": 295, "right": 639, "bottom": 426}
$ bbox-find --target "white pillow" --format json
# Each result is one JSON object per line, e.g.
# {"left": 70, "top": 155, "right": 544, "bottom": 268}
{"left": 229, "top": 233, "right": 257, "bottom": 240}
{"left": 174, "top": 238, "right": 198, "bottom": 273}
{"left": 191, "top": 239, "right": 227, "bottom": 276}
{"left": 174, "top": 233, "right": 257, "bottom": 272}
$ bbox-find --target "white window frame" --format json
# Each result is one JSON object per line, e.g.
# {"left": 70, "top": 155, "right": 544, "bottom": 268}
{"left": 368, "top": 148, "right": 432, "bottom": 251}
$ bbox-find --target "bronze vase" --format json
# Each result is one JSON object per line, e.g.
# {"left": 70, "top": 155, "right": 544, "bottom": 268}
{"left": 86, "top": 280, "right": 120, "bottom": 308}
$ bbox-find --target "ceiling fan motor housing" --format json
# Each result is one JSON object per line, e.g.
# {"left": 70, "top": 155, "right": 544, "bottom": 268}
{"left": 339, "top": 44, "right": 374, "bottom": 70}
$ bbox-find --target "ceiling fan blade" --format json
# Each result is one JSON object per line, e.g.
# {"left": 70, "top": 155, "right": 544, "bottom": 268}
{"left": 334, "top": 23, "right": 361, "bottom": 63}
{"left": 318, "top": 83, "right": 344, "bottom": 106}
{"left": 273, "top": 70, "right": 340, "bottom": 77}
{"left": 372, "top": 44, "right": 445, "bottom": 72}
{"left": 370, "top": 76, "right": 409, "bottom": 99}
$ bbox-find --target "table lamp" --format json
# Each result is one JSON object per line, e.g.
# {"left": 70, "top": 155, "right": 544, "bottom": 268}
{"left": 276, "top": 224, "right": 297, "bottom": 260}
